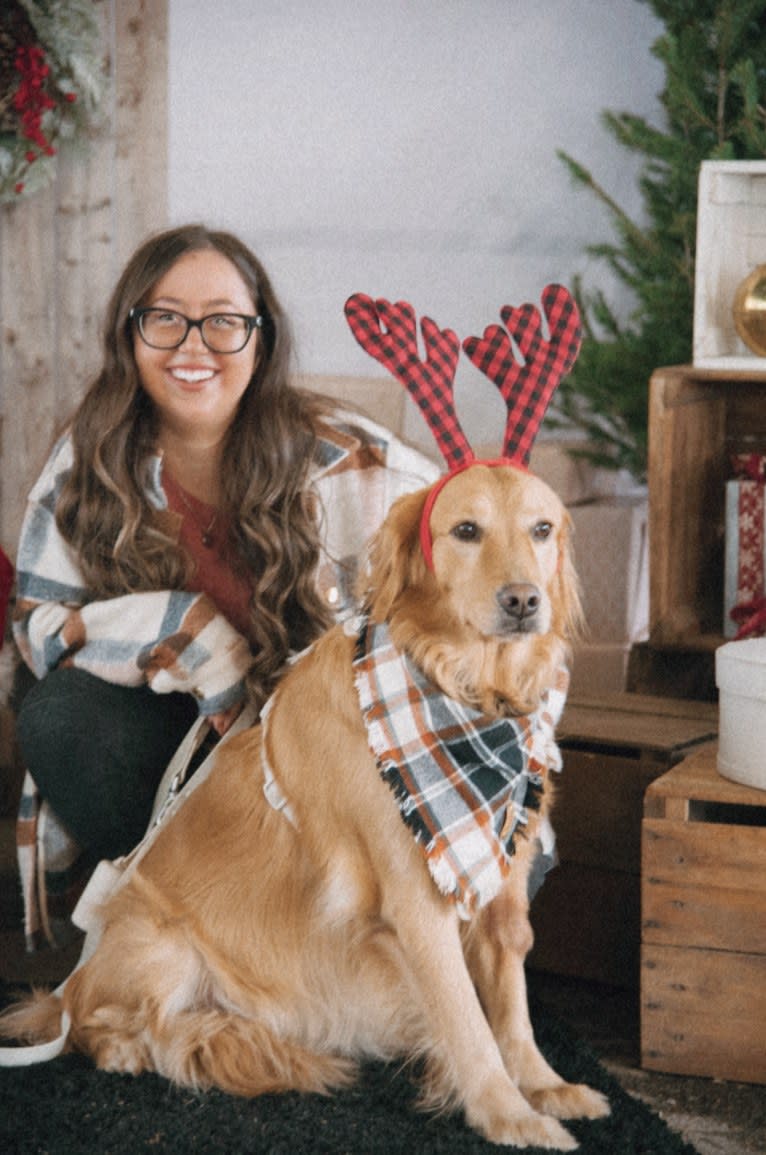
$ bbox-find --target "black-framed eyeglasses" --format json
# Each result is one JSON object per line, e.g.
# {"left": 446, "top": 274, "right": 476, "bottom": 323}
{"left": 129, "top": 307, "right": 263, "bottom": 354}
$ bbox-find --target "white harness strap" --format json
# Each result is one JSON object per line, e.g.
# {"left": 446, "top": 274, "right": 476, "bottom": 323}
{"left": 259, "top": 692, "right": 299, "bottom": 828}
{"left": 0, "top": 1010, "right": 72, "bottom": 1067}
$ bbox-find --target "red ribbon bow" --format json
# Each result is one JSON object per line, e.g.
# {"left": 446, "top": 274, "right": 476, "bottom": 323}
{"left": 730, "top": 453, "right": 766, "bottom": 483}
{"left": 731, "top": 597, "right": 766, "bottom": 640}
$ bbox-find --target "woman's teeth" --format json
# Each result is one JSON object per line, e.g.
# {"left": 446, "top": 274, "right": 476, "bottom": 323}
{"left": 171, "top": 369, "right": 215, "bottom": 383}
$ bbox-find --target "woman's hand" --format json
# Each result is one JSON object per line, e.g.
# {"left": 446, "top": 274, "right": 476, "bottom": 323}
{"left": 207, "top": 701, "right": 245, "bottom": 737}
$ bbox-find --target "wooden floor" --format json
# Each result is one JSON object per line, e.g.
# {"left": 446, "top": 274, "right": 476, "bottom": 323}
{"left": 1, "top": 815, "right": 764, "bottom": 1154}
{"left": 527, "top": 970, "right": 766, "bottom": 1155}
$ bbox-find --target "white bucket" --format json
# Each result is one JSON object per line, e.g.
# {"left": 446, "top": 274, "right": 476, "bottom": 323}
{"left": 715, "top": 638, "right": 766, "bottom": 790}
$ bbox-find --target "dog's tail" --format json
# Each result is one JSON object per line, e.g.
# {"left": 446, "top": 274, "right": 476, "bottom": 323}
{"left": 148, "top": 1008, "right": 359, "bottom": 1098}
{"left": 63, "top": 990, "right": 357, "bottom": 1098}
{"left": 0, "top": 988, "right": 64, "bottom": 1047}
{"left": 1, "top": 987, "right": 357, "bottom": 1095}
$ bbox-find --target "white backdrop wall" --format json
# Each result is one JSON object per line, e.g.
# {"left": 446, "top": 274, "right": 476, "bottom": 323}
{"left": 168, "top": 0, "right": 664, "bottom": 451}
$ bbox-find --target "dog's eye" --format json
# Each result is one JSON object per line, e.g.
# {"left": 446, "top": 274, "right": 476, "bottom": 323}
{"left": 451, "top": 521, "right": 482, "bottom": 543}
{"left": 532, "top": 521, "right": 553, "bottom": 542}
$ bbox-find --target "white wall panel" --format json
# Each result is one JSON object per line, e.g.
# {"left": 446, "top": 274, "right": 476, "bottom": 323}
{"left": 168, "top": 1, "right": 663, "bottom": 449}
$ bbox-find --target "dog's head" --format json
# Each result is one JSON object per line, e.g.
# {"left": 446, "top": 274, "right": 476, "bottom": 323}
{"left": 360, "top": 464, "right": 582, "bottom": 713}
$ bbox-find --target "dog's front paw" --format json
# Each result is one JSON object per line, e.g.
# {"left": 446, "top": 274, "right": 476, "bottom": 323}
{"left": 476, "top": 1111, "right": 577, "bottom": 1151}
{"left": 527, "top": 1081, "right": 611, "bottom": 1121}
{"left": 466, "top": 1075, "right": 578, "bottom": 1150}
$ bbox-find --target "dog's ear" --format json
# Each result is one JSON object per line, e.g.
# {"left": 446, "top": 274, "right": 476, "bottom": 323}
{"left": 551, "top": 512, "right": 585, "bottom": 644}
{"left": 359, "top": 486, "right": 432, "bottom": 621}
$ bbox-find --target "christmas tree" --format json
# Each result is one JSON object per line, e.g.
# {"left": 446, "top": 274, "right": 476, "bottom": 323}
{"left": 556, "top": 0, "right": 766, "bottom": 482}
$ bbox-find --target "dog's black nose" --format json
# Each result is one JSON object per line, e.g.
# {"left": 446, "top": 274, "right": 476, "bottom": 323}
{"left": 497, "top": 583, "right": 541, "bottom": 622}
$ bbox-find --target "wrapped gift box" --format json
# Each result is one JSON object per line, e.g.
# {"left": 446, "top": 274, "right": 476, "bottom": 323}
{"left": 568, "top": 496, "right": 649, "bottom": 695}
{"left": 723, "top": 454, "right": 766, "bottom": 639}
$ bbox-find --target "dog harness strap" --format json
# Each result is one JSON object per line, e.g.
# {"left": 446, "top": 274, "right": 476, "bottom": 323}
{"left": 0, "top": 1012, "right": 72, "bottom": 1066}
{"left": 259, "top": 692, "right": 299, "bottom": 828}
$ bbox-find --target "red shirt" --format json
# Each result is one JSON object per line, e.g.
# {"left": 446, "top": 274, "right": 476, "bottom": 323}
{"left": 162, "top": 470, "right": 253, "bottom": 640}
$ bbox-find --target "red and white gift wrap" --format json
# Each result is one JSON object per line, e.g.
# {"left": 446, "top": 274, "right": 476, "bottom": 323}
{"left": 724, "top": 453, "right": 766, "bottom": 639}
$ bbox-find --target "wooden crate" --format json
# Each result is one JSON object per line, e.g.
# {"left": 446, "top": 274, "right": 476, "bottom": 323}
{"left": 641, "top": 744, "right": 766, "bottom": 1084}
{"left": 529, "top": 694, "right": 718, "bottom": 987}
{"left": 648, "top": 365, "right": 766, "bottom": 651}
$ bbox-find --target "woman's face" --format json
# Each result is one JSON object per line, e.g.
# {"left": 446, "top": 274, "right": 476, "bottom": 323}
{"left": 133, "top": 247, "right": 259, "bottom": 443}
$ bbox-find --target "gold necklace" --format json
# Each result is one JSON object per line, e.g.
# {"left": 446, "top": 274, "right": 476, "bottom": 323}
{"left": 173, "top": 481, "right": 219, "bottom": 548}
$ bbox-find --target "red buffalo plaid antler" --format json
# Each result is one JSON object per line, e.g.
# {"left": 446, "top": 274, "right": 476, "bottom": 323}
{"left": 343, "top": 295, "right": 469, "bottom": 471}
{"left": 462, "top": 283, "right": 581, "bottom": 467}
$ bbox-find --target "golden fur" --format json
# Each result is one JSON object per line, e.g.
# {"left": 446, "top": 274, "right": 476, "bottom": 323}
{"left": 2, "top": 465, "right": 609, "bottom": 1149}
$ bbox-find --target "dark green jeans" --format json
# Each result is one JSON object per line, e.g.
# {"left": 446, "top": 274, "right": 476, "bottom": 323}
{"left": 16, "top": 667, "right": 199, "bottom": 861}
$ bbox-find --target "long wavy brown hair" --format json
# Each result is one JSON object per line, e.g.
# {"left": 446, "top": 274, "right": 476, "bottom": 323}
{"left": 55, "top": 224, "right": 337, "bottom": 710}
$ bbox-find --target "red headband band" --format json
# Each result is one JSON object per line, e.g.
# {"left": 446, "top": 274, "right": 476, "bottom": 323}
{"left": 418, "top": 458, "right": 529, "bottom": 570}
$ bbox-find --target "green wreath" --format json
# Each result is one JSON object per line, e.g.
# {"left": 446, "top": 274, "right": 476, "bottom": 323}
{"left": 0, "top": 0, "right": 106, "bottom": 204}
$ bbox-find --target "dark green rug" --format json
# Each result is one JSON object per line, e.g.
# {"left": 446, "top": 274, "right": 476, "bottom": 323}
{"left": 0, "top": 988, "right": 697, "bottom": 1155}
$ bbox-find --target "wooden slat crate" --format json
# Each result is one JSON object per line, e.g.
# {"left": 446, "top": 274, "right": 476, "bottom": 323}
{"left": 648, "top": 365, "right": 766, "bottom": 648}
{"left": 641, "top": 744, "right": 766, "bottom": 1084}
{"left": 633, "top": 363, "right": 766, "bottom": 698}
{"left": 529, "top": 694, "right": 718, "bottom": 987}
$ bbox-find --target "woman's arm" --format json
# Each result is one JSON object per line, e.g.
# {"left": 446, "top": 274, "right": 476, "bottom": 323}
{"left": 13, "top": 439, "right": 253, "bottom": 716}
{"left": 14, "top": 585, "right": 253, "bottom": 717}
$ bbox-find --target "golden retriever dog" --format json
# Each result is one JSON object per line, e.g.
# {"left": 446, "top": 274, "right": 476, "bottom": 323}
{"left": 3, "top": 464, "right": 609, "bottom": 1150}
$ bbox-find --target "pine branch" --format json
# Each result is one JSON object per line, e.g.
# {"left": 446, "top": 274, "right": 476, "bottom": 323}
{"left": 556, "top": 0, "right": 766, "bottom": 479}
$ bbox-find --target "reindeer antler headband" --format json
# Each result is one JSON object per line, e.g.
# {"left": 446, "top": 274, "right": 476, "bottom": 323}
{"left": 344, "top": 284, "right": 581, "bottom": 568}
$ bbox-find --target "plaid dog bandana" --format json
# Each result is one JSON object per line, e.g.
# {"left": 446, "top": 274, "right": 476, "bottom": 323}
{"left": 352, "top": 617, "right": 568, "bottom": 919}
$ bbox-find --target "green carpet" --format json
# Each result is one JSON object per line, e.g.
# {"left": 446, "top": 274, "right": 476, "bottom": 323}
{"left": 0, "top": 988, "right": 698, "bottom": 1155}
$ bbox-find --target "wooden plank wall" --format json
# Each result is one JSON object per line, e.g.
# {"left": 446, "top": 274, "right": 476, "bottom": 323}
{"left": 0, "top": 0, "right": 168, "bottom": 560}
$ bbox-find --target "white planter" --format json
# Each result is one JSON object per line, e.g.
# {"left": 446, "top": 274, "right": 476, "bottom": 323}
{"left": 715, "top": 638, "right": 766, "bottom": 789}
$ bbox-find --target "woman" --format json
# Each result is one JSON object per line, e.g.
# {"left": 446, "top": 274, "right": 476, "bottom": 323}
{"left": 13, "top": 224, "right": 438, "bottom": 943}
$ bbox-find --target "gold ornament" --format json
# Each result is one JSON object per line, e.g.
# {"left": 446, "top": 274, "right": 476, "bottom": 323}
{"left": 733, "top": 264, "right": 766, "bottom": 357}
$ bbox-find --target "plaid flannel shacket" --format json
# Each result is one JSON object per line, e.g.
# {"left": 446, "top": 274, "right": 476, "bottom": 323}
{"left": 353, "top": 618, "right": 568, "bottom": 919}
